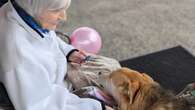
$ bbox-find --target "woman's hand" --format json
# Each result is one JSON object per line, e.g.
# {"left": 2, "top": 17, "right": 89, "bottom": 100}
{"left": 68, "top": 50, "right": 87, "bottom": 64}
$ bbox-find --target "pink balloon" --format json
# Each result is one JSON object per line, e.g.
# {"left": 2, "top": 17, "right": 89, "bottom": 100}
{"left": 70, "top": 27, "right": 102, "bottom": 54}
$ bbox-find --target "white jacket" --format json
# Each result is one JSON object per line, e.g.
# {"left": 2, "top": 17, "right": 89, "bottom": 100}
{"left": 0, "top": 1, "right": 102, "bottom": 110}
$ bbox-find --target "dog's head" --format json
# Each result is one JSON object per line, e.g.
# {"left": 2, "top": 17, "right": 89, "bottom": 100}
{"left": 109, "top": 67, "right": 157, "bottom": 110}
{"left": 107, "top": 68, "right": 191, "bottom": 110}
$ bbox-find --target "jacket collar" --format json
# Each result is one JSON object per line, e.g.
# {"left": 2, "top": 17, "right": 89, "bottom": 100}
{"left": 12, "top": 1, "right": 49, "bottom": 35}
{"left": 6, "top": 0, "right": 46, "bottom": 39}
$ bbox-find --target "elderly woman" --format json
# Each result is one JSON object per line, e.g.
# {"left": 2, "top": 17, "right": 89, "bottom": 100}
{"left": 0, "top": 0, "right": 113, "bottom": 110}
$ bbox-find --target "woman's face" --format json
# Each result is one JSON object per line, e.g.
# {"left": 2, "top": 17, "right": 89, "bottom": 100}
{"left": 36, "top": 8, "right": 67, "bottom": 30}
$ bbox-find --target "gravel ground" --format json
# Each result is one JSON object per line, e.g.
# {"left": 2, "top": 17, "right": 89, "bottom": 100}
{"left": 58, "top": 0, "right": 195, "bottom": 61}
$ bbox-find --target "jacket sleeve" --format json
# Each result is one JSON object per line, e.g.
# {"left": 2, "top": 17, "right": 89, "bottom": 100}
{"left": 56, "top": 36, "right": 80, "bottom": 62}
{"left": 56, "top": 36, "right": 76, "bottom": 56}
{"left": 1, "top": 56, "right": 102, "bottom": 110}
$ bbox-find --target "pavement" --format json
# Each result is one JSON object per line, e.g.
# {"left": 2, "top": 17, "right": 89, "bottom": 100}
{"left": 59, "top": 0, "right": 195, "bottom": 61}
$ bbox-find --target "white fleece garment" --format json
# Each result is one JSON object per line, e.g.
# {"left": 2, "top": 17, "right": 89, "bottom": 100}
{"left": 0, "top": 1, "right": 102, "bottom": 110}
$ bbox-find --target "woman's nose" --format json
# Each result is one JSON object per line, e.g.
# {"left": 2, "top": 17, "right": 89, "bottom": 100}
{"left": 58, "top": 10, "right": 67, "bottom": 21}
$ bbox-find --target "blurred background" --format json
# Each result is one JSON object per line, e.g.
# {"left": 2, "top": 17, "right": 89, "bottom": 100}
{"left": 1, "top": 0, "right": 195, "bottom": 61}
{"left": 58, "top": 0, "right": 195, "bottom": 61}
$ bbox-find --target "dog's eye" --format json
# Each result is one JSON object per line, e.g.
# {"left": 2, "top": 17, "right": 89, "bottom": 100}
{"left": 98, "top": 72, "right": 102, "bottom": 75}
{"left": 100, "top": 84, "right": 104, "bottom": 88}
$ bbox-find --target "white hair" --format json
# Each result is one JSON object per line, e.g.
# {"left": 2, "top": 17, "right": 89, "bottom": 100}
{"left": 15, "top": 0, "right": 71, "bottom": 16}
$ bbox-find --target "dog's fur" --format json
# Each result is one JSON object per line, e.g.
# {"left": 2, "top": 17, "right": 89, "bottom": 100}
{"left": 99, "top": 68, "right": 191, "bottom": 110}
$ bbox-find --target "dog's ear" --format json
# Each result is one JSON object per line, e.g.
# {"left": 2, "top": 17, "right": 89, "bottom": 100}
{"left": 129, "top": 81, "right": 140, "bottom": 104}
{"left": 118, "top": 81, "right": 132, "bottom": 103}
{"left": 118, "top": 77, "right": 140, "bottom": 104}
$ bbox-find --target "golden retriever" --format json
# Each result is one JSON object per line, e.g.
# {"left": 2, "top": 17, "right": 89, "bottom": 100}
{"left": 97, "top": 68, "right": 191, "bottom": 110}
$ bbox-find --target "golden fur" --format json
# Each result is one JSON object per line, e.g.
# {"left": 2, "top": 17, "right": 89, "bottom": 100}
{"left": 102, "top": 68, "right": 191, "bottom": 110}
